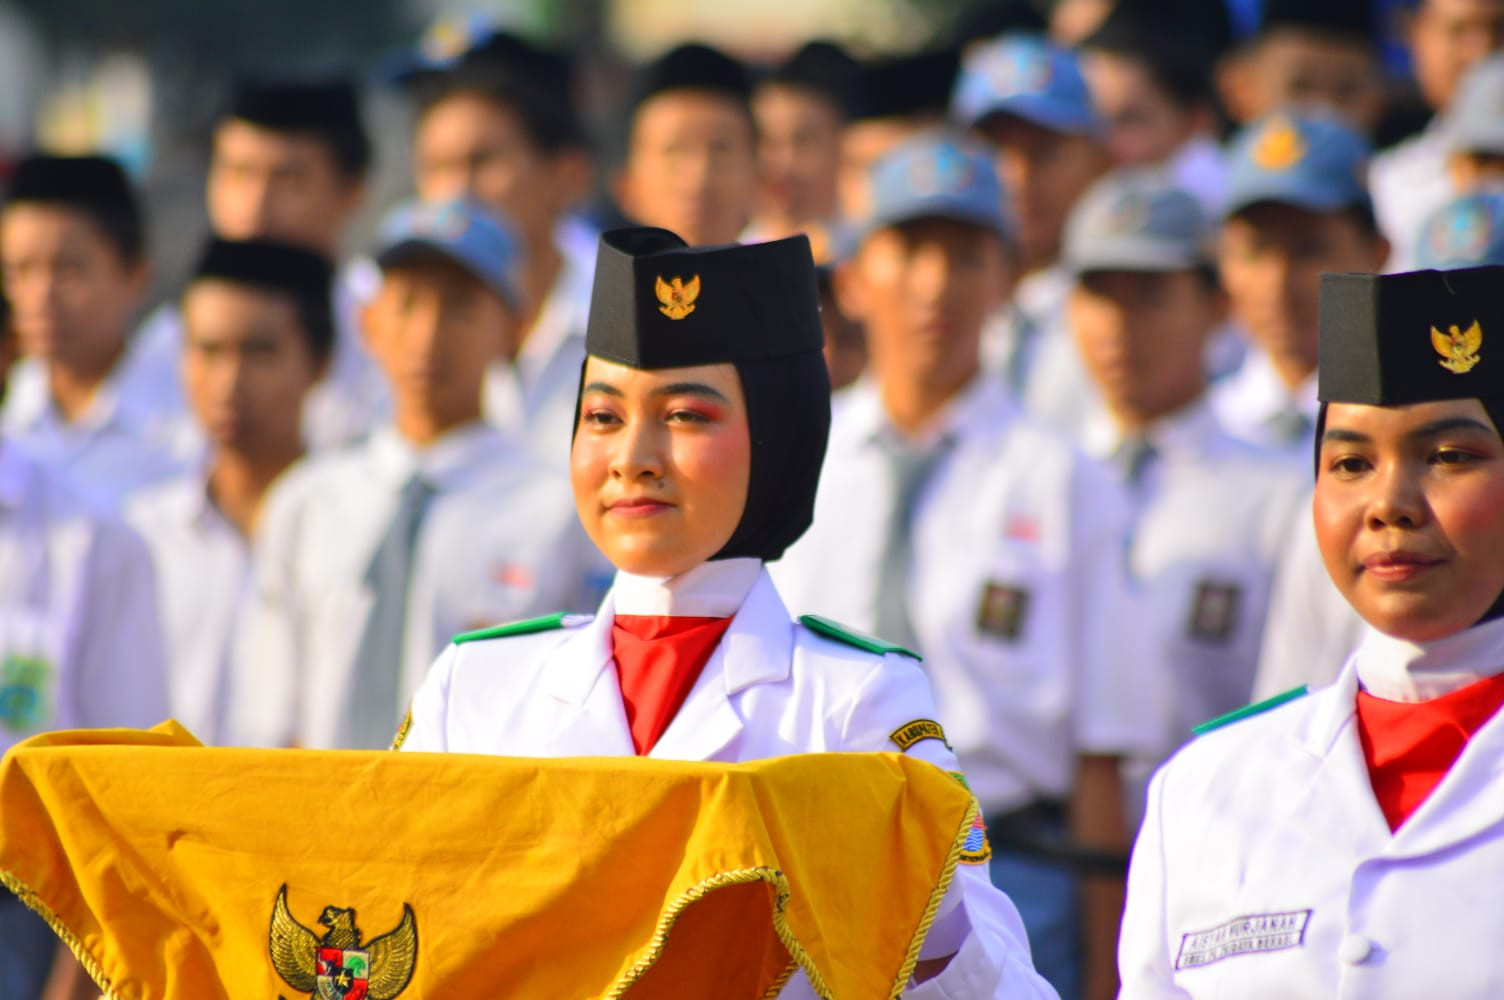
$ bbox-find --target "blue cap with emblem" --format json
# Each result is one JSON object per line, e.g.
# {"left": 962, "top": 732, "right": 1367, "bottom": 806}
{"left": 1223, "top": 109, "right": 1372, "bottom": 219}
{"left": 375, "top": 198, "right": 526, "bottom": 311}
{"left": 1447, "top": 53, "right": 1504, "bottom": 156}
{"left": 861, "top": 131, "right": 1015, "bottom": 244}
{"left": 1417, "top": 189, "right": 1504, "bottom": 269}
{"left": 950, "top": 33, "right": 1100, "bottom": 136}
{"left": 1063, "top": 169, "right": 1211, "bottom": 275}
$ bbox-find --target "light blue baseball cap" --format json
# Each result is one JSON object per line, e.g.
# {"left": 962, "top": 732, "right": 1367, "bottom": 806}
{"left": 1223, "top": 109, "right": 1373, "bottom": 219}
{"left": 1417, "top": 189, "right": 1504, "bottom": 269}
{"left": 1447, "top": 53, "right": 1504, "bottom": 156}
{"left": 375, "top": 198, "right": 526, "bottom": 310}
{"left": 1064, "top": 169, "right": 1211, "bottom": 275}
{"left": 861, "top": 131, "right": 1016, "bottom": 244}
{"left": 950, "top": 33, "right": 1100, "bottom": 136}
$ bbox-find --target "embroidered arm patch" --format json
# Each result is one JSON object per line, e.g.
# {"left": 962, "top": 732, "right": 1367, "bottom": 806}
{"left": 889, "top": 718, "right": 950, "bottom": 752}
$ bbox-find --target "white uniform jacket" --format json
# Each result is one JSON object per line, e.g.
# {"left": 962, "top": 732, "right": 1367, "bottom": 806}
{"left": 227, "top": 423, "right": 597, "bottom": 750}
{"left": 1120, "top": 653, "right": 1504, "bottom": 998}
{"left": 402, "top": 568, "right": 1059, "bottom": 1000}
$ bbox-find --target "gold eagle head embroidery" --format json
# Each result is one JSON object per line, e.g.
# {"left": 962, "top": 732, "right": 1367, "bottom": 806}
{"left": 270, "top": 884, "right": 417, "bottom": 1000}
{"left": 1431, "top": 320, "right": 1483, "bottom": 374}
{"left": 1250, "top": 117, "right": 1306, "bottom": 172}
{"left": 655, "top": 274, "right": 701, "bottom": 320}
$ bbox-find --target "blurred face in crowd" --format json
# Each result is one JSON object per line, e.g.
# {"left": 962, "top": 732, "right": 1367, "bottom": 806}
{"left": 1083, "top": 51, "right": 1204, "bottom": 168}
{"left": 208, "top": 120, "right": 364, "bottom": 256}
{"left": 754, "top": 83, "right": 845, "bottom": 232}
{"left": 572, "top": 358, "right": 751, "bottom": 577}
{"left": 840, "top": 217, "right": 1013, "bottom": 398}
{"left": 1316, "top": 398, "right": 1504, "bottom": 640}
{"left": 1218, "top": 202, "right": 1390, "bottom": 382}
{"left": 1226, "top": 30, "right": 1385, "bottom": 134}
{"left": 180, "top": 279, "right": 324, "bottom": 457}
{"left": 1409, "top": 0, "right": 1504, "bottom": 111}
{"left": 1070, "top": 269, "right": 1225, "bottom": 429}
{"left": 0, "top": 203, "right": 147, "bottom": 375}
{"left": 414, "top": 91, "right": 586, "bottom": 256}
{"left": 839, "top": 115, "right": 935, "bottom": 223}
{"left": 975, "top": 114, "right": 1110, "bottom": 274}
{"left": 617, "top": 90, "right": 758, "bottom": 246}
{"left": 362, "top": 256, "right": 514, "bottom": 443}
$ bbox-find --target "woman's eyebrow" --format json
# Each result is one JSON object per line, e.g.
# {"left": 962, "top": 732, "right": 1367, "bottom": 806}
{"left": 1408, "top": 417, "right": 1495, "bottom": 440}
{"left": 1320, "top": 428, "right": 1369, "bottom": 444}
{"left": 582, "top": 381, "right": 624, "bottom": 397}
{"left": 651, "top": 382, "right": 731, "bottom": 403}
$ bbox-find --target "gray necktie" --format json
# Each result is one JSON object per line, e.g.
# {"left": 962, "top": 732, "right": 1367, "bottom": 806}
{"left": 1264, "top": 408, "right": 1314, "bottom": 447}
{"left": 873, "top": 435, "right": 953, "bottom": 653}
{"left": 347, "top": 474, "right": 435, "bottom": 749}
{"left": 1113, "top": 435, "right": 1158, "bottom": 487}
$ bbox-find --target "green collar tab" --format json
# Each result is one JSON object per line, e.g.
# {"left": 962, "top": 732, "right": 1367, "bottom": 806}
{"left": 1192, "top": 685, "right": 1310, "bottom": 736}
{"left": 454, "top": 612, "right": 578, "bottom": 646}
{"left": 797, "top": 614, "right": 920, "bottom": 661}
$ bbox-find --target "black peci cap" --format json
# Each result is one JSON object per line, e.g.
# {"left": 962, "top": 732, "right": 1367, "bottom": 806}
{"left": 851, "top": 48, "right": 961, "bottom": 122}
{"left": 763, "top": 41, "right": 860, "bottom": 118}
{"left": 628, "top": 43, "right": 752, "bottom": 117}
{"left": 1259, "top": 0, "right": 1378, "bottom": 44}
{"left": 1319, "top": 266, "right": 1504, "bottom": 407}
{"left": 189, "top": 237, "right": 336, "bottom": 362}
{"left": 224, "top": 78, "right": 371, "bottom": 176}
{"left": 7, "top": 154, "right": 144, "bottom": 261}
{"left": 585, "top": 227, "right": 821, "bottom": 370}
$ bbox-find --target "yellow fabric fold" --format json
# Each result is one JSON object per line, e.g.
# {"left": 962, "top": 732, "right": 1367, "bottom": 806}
{"left": 0, "top": 723, "right": 976, "bottom": 999}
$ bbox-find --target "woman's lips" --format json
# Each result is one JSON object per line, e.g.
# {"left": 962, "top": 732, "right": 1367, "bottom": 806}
{"left": 1361, "top": 550, "right": 1443, "bottom": 583}
{"left": 606, "top": 498, "right": 674, "bottom": 518}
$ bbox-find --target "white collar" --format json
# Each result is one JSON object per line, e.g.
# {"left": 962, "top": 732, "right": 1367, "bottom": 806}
{"left": 517, "top": 245, "right": 589, "bottom": 377}
{"left": 1354, "top": 616, "right": 1504, "bottom": 702}
{"left": 1081, "top": 394, "right": 1223, "bottom": 462}
{"left": 840, "top": 373, "right": 1016, "bottom": 452}
{"left": 610, "top": 557, "right": 764, "bottom": 617}
{"left": 365, "top": 421, "right": 517, "bottom": 489}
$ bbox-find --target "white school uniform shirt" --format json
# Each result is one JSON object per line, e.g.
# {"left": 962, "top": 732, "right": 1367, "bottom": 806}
{"left": 772, "top": 375, "right": 1163, "bottom": 814}
{"left": 1209, "top": 349, "right": 1318, "bottom": 463}
{"left": 483, "top": 239, "right": 590, "bottom": 468}
{"left": 226, "top": 421, "right": 596, "bottom": 750}
{"left": 1, "top": 337, "right": 191, "bottom": 507}
{"left": 1369, "top": 119, "right": 1454, "bottom": 272}
{"left": 0, "top": 442, "right": 168, "bottom": 754}
{"left": 1119, "top": 616, "right": 1504, "bottom": 999}
{"left": 1251, "top": 491, "right": 1368, "bottom": 700}
{"left": 401, "top": 558, "right": 1059, "bottom": 1000}
{"left": 124, "top": 472, "right": 251, "bottom": 744}
{"left": 132, "top": 258, "right": 388, "bottom": 453}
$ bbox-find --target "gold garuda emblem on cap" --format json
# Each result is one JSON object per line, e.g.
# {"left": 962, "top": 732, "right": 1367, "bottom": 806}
{"left": 270, "top": 885, "right": 417, "bottom": 1000}
{"left": 1251, "top": 116, "right": 1306, "bottom": 171}
{"left": 656, "top": 274, "right": 700, "bottom": 320}
{"left": 1432, "top": 320, "right": 1483, "bottom": 374}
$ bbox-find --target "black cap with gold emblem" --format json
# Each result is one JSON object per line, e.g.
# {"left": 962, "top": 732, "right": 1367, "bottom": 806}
{"left": 585, "top": 227, "right": 822, "bottom": 368}
{"left": 580, "top": 226, "right": 830, "bottom": 563}
{"left": 1318, "top": 266, "right": 1504, "bottom": 407}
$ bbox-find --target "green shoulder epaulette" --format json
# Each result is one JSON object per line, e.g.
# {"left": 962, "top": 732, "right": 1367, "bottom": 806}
{"left": 1192, "top": 685, "right": 1309, "bottom": 736}
{"left": 453, "top": 612, "right": 581, "bottom": 646}
{"left": 797, "top": 614, "right": 920, "bottom": 661}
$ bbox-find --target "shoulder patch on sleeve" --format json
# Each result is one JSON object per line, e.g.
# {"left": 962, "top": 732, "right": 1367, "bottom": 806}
{"left": 890, "top": 718, "right": 951, "bottom": 751}
{"left": 797, "top": 614, "right": 920, "bottom": 660}
{"left": 453, "top": 612, "right": 590, "bottom": 646}
{"left": 1192, "top": 685, "right": 1310, "bottom": 736}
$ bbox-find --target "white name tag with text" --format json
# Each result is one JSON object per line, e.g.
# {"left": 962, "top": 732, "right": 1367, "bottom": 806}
{"left": 1176, "top": 910, "right": 1313, "bottom": 970}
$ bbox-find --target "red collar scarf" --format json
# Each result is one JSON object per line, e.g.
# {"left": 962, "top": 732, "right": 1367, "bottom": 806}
{"left": 612, "top": 615, "right": 735, "bottom": 755}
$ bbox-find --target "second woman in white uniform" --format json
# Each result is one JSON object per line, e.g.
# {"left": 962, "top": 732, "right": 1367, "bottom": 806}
{"left": 400, "top": 226, "right": 1056, "bottom": 998}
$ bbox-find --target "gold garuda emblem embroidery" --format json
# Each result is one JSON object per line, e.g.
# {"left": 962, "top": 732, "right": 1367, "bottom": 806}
{"left": 655, "top": 274, "right": 700, "bottom": 320}
{"left": 1251, "top": 116, "right": 1306, "bottom": 171}
{"left": 270, "top": 885, "right": 417, "bottom": 1000}
{"left": 1431, "top": 320, "right": 1483, "bottom": 374}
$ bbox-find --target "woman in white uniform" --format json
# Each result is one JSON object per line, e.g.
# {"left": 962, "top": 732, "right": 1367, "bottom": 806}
{"left": 399, "top": 226, "right": 1055, "bottom": 997}
{"left": 1118, "top": 263, "right": 1504, "bottom": 998}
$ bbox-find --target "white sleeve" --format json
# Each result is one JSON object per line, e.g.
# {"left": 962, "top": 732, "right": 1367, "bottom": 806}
{"left": 1117, "top": 764, "right": 1191, "bottom": 999}
{"left": 396, "top": 644, "right": 456, "bottom": 753}
{"left": 223, "top": 478, "right": 303, "bottom": 747}
{"left": 1069, "top": 457, "right": 1167, "bottom": 756}
{"left": 840, "top": 654, "right": 1059, "bottom": 999}
{"left": 72, "top": 518, "right": 170, "bottom": 729}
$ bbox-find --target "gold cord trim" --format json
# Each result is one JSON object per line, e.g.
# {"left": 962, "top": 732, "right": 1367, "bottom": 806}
{"left": 389, "top": 707, "right": 413, "bottom": 751}
{"left": 888, "top": 797, "right": 980, "bottom": 998}
{"left": 606, "top": 865, "right": 834, "bottom": 1000}
{"left": 0, "top": 868, "right": 118, "bottom": 1000}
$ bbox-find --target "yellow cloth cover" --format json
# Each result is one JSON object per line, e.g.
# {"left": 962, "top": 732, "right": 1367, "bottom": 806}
{"left": 0, "top": 723, "right": 979, "bottom": 1000}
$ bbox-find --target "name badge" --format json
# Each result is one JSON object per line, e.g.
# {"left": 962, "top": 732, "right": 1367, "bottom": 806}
{"left": 976, "top": 582, "right": 1030, "bottom": 641}
{"left": 1175, "top": 909, "right": 1312, "bottom": 970}
{"left": 1187, "top": 581, "right": 1242, "bottom": 643}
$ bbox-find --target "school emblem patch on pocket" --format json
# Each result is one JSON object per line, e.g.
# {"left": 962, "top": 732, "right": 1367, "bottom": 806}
{"left": 976, "top": 582, "right": 1029, "bottom": 641}
{"left": 1187, "top": 581, "right": 1242, "bottom": 643}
